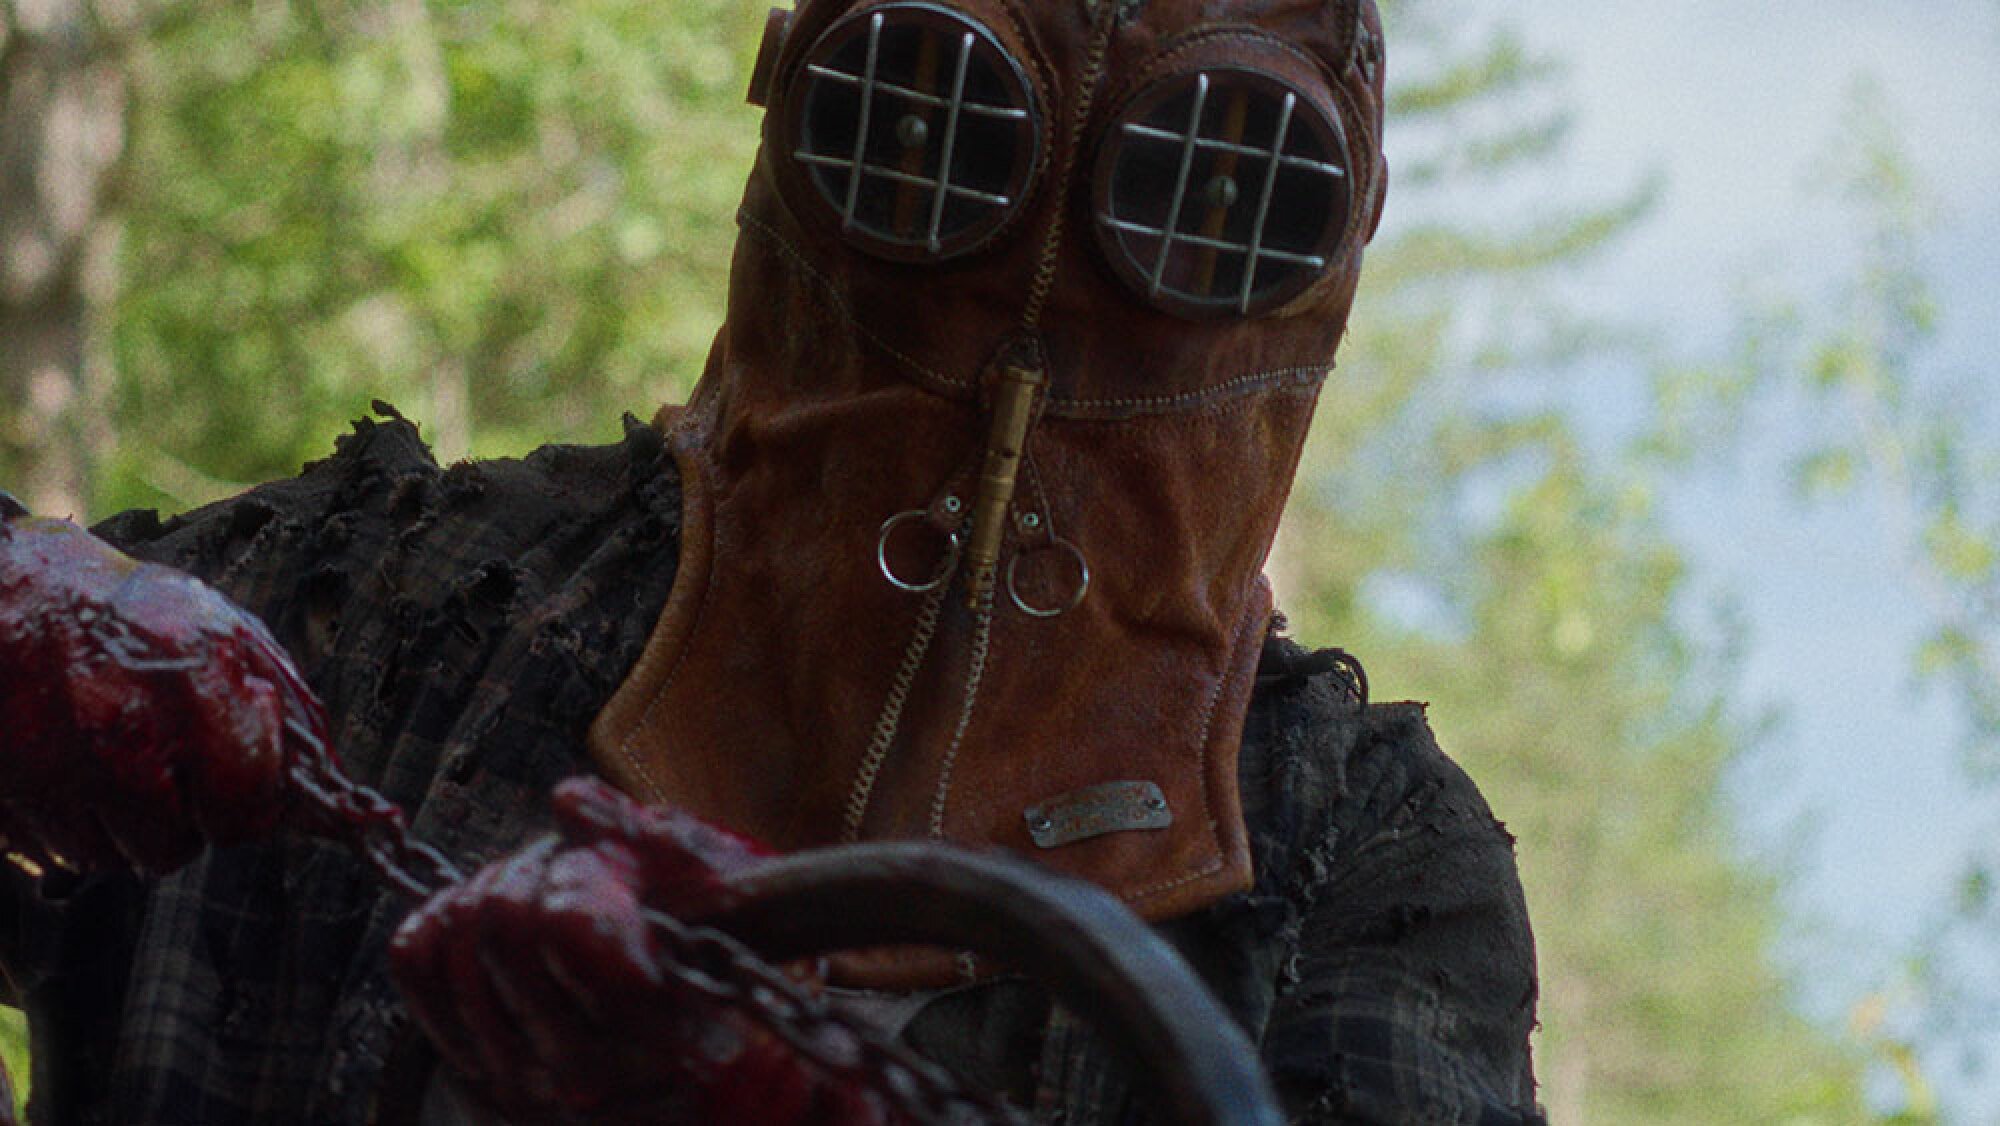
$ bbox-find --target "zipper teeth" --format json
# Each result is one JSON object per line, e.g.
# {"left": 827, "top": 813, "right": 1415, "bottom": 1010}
{"left": 926, "top": 585, "right": 996, "bottom": 838}
{"left": 1019, "top": 0, "right": 1123, "bottom": 331}
{"left": 842, "top": 579, "right": 951, "bottom": 841}
{"left": 847, "top": 2, "right": 1125, "bottom": 846}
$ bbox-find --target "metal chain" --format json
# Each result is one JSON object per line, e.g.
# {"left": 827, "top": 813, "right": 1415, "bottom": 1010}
{"left": 282, "top": 724, "right": 1020, "bottom": 1125}
{"left": 284, "top": 721, "right": 465, "bottom": 898}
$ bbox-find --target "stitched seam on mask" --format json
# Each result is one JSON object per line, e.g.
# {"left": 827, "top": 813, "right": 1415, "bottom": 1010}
{"left": 1049, "top": 366, "right": 1328, "bottom": 418}
{"left": 1029, "top": 389, "right": 1315, "bottom": 578}
{"left": 736, "top": 209, "right": 977, "bottom": 394}
{"left": 1067, "top": 382, "right": 1314, "bottom": 438}
{"left": 1126, "top": 590, "right": 1264, "bottom": 902}
{"left": 1107, "top": 28, "right": 1338, "bottom": 114}
{"left": 1131, "top": 857, "right": 1227, "bottom": 902}
{"left": 739, "top": 208, "right": 1337, "bottom": 417}
{"left": 1328, "top": 83, "right": 1380, "bottom": 258}
{"left": 842, "top": 579, "right": 952, "bottom": 841}
{"left": 617, "top": 437, "right": 725, "bottom": 806}
{"left": 925, "top": 585, "right": 996, "bottom": 839}
{"left": 1019, "top": 0, "right": 1121, "bottom": 330}
{"left": 995, "top": 0, "right": 1059, "bottom": 251}
{"left": 1087, "top": 29, "right": 1349, "bottom": 214}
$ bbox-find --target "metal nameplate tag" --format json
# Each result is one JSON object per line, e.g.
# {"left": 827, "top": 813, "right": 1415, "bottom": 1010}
{"left": 1023, "top": 781, "right": 1172, "bottom": 849}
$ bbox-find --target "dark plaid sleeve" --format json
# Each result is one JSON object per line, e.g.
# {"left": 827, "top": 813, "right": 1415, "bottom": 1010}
{"left": 1256, "top": 699, "right": 1543, "bottom": 1126}
{"left": 8, "top": 407, "right": 686, "bottom": 1126}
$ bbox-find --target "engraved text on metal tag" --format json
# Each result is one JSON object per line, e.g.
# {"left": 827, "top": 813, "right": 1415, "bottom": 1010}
{"left": 1024, "top": 781, "right": 1172, "bottom": 849}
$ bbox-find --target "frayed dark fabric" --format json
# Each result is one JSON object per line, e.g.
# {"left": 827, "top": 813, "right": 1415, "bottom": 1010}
{"left": 1257, "top": 630, "right": 1369, "bottom": 709}
{"left": 2, "top": 410, "right": 1538, "bottom": 1125}
{"left": 6, "top": 407, "right": 683, "bottom": 1126}
{"left": 1034, "top": 655, "right": 1543, "bottom": 1126}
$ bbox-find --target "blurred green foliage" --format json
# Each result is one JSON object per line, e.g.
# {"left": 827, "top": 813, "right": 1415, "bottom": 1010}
{"left": 1671, "top": 80, "right": 2000, "bottom": 1115}
{"left": 1, "top": 1006, "right": 23, "bottom": 1118}
{"left": 1273, "top": 5, "right": 1876, "bottom": 1118}
{"left": 100, "top": 0, "right": 768, "bottom": 514}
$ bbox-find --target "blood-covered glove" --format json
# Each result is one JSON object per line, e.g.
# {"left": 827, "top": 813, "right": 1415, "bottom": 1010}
{"left": 390, "top": 777, "right": 900, "bottom": 1126}
{"left": 0, "top": 499, "right": 332, "bottom": 876}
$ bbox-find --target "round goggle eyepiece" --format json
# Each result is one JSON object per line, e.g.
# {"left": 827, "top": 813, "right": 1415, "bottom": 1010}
{"left": 790, "top": 2, "right": 1042, "bottom": 263}
{"left": 1093, "top": 67, "right": 1354, "bottom": 318}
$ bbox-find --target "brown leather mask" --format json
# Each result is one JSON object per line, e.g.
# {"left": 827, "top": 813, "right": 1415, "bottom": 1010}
{"left": 591, "top": 0, "right": 1386, "bottom": 983}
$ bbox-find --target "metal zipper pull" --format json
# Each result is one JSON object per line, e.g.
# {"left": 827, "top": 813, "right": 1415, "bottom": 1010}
{"left": 963, "top": 360, "right": 1043, "bottom": 607}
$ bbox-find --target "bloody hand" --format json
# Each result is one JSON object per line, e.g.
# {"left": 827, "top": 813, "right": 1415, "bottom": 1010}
{"left": 389, "top": 777, "right": 898, "bottom": 1126}
{"left": 0, "top": 506, "right": 332, "bottom": 876}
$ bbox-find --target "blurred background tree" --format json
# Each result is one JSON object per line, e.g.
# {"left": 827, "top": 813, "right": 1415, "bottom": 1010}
{"left": 0, "top": 0, "right": 127, "bottom": 517}
{"left": 102, "top": 0, "right": 765, "bottom": 513}
{"left": 1272, "top": 3, "right": 1876, "bottom": 1119}
{"left": 1656, "top": 81, "right": 2000, "bottom": 1119}
{"left": 12, "top": 0, "right": 1993, "bottom": 1120}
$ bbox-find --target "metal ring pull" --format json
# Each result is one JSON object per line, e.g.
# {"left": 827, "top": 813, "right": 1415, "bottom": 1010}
{"left": 1006, "top": 537, "right": 1090, "bottom": 619}
{"left": 878, "top": 509, "right": 963, "bottom": 593}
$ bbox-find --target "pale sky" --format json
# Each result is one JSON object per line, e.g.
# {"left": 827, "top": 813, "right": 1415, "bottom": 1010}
{"left": 1404, "top": 1, "right": 2000, "bottom": 1115}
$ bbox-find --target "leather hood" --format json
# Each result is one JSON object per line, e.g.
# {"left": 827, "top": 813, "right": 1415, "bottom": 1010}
{"left": 592, "top": 0, "right": 1386, "bottom": 986}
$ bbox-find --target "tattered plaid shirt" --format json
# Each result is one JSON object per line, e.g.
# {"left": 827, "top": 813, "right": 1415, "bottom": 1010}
{"left": 2, "top": 411, "right": 1542, "bottom": 1125}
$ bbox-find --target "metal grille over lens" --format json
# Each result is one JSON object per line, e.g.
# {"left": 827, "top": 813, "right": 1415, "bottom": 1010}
{"left": 792, "top": 3, "right": 1040, "bottom": 262}
{"left": 1094, "top": 69, "right": 1352, "bottom": 318}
